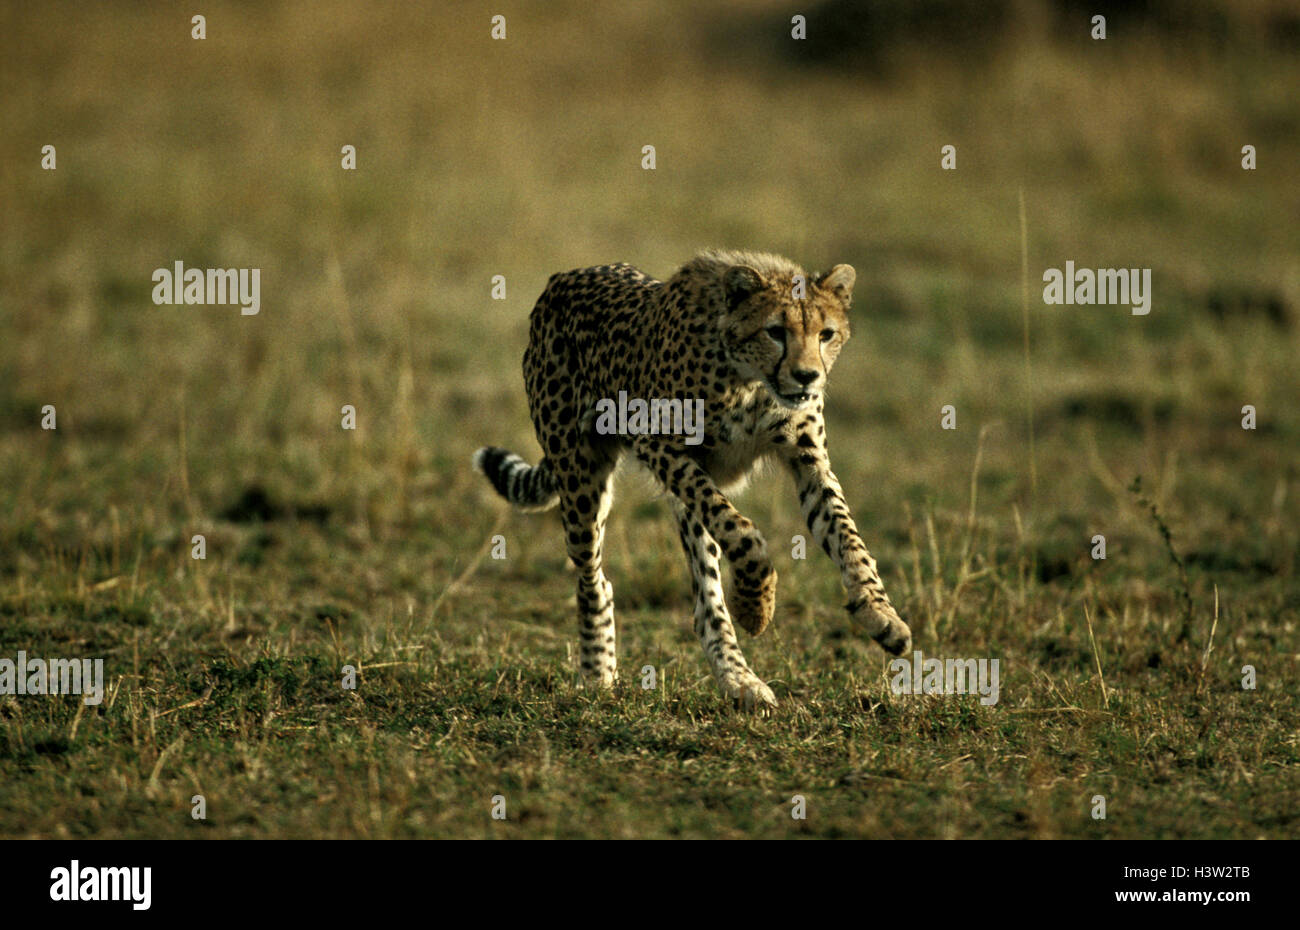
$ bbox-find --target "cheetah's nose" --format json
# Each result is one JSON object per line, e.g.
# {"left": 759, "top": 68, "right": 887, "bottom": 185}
{"left": 791, "top": 368, "right": 820, "bottom": 386}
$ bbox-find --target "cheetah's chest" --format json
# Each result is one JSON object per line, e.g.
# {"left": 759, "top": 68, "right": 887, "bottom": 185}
{"left": 703, "top": 397, "right": 778, "bottom": 491}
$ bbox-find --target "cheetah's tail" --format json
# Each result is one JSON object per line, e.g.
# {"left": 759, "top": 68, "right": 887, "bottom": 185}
{"left": 471, "top": 447, "right": 559, "bottom": 512}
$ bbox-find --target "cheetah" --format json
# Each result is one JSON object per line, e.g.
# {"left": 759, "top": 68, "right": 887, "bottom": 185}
{"left": 473, "top": 250, "right": 912, "bottom": 713}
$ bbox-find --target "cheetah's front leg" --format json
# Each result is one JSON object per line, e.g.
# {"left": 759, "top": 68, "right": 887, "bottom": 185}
{"left": 633, "top": 439, "right": 777, "bottom": 636}
{"left": 671, "top": 500, "right": 777, "bottom": 714}
{"left": 782, "top": 440, "right": 911, "bottom": 656}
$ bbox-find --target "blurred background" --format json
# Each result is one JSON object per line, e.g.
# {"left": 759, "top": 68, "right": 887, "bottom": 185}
{"left": 2, "top": 0, "right": 1296, "bottom": 594}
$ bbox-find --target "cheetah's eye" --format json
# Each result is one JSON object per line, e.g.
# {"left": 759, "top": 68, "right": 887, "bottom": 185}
{"left": 764, "top": 325, "right": 786, "bottom": 342}
{"left": 819, "top": 328, "right": 837, "bottom": 343}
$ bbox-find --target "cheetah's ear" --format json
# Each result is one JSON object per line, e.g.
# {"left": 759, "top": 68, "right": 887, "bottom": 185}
{"left": 722, "top": 265, "right": 765, "bottom": 310}
{"left": 816, "top": 264, "right": 856, "bottom": 307}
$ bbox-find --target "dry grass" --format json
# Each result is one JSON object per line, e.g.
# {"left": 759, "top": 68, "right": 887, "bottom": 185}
{"left": 0, "top": 0, "right": 1296, "bottom": 838}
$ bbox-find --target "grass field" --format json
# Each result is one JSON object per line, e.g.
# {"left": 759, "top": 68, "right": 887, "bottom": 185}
{"left": 1, "top": 0, "right": 1297, "bottom": 838}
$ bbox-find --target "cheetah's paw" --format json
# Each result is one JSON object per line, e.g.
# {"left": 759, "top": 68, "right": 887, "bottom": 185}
{"left": 718, "top": 670, "right": 778, "bottom": 715}
{"left": 848, "top": 598, "right": 912, "bottom": 657}
{"left": 577, "top": 667, "right": 618, "bottom": 690}
{"left": 727, "top": 568, "right": 778, "bottom": 637}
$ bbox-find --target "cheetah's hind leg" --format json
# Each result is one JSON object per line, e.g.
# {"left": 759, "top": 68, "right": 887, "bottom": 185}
{"left": 556, "top": 464, "right": 619, "bottom": 689}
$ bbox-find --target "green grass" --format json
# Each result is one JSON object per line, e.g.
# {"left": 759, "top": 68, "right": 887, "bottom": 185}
{"left": 0, "top": 0, "right": 1297, "bottom": 838}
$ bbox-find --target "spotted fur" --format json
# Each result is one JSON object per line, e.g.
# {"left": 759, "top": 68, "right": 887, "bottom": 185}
{"left": 474, "top": 250, "right": 912, "bottom": 713}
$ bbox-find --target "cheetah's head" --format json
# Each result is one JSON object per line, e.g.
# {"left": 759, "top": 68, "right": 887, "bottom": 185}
{"left": 719, "top": 262, "right": 854, "bottom": 409}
